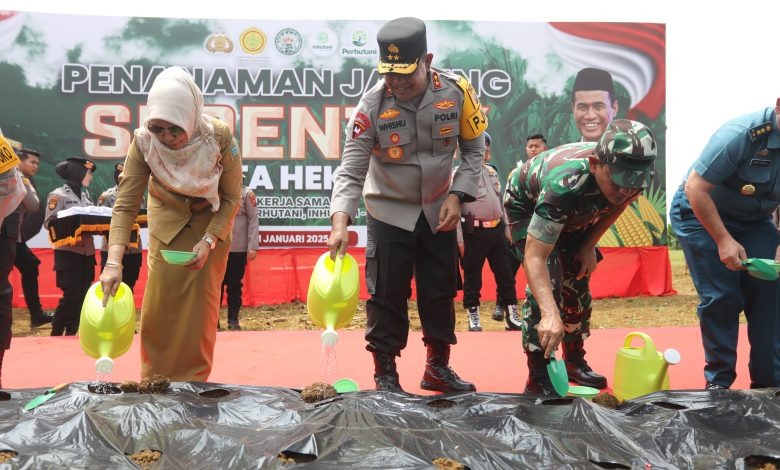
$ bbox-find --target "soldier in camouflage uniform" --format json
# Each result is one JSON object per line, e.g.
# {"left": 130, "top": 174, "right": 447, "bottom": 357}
{"left": 504, "top": 120, "right": 656, "bottom": 395}
{"left": 98, "top": 162, "right": 145, "bottom": 292}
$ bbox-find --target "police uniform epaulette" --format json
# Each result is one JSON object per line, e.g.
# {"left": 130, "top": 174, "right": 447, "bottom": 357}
{"left": 749, "top": 121, "right": 773, "bottom": 142}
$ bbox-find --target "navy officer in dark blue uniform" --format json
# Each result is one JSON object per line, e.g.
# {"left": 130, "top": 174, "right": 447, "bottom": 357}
{"left": 670, "top": 99, "right": 780, "bottom": 389}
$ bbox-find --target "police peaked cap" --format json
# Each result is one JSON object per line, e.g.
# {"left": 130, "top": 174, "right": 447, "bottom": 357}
{"left": 377, "top": 17, "right": 427, "bottom": 75}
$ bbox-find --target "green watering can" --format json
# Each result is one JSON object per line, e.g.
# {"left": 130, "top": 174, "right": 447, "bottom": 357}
{"left": 307, "top": 252, "right": 360, "bottom": 346}
{"left": 612, "top": 332, "right": 680, "bottom": 401}
{"left": 79, "top": 281, "right": 136, "bottom": 374}
{"left": 742, "top": 258, "right": 780, "bottom": 281}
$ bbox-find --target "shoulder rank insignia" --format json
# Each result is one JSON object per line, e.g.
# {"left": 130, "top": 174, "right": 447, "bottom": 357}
{"left": 749, "top": 121, "right": 773, "bottom": 142}
{"left": 431, "top": 71, "right": 442, "bottom": 90}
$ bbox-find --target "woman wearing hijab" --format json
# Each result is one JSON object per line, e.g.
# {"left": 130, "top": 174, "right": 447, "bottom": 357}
{"left": 44, "top": 156, "right": 97, "bottom": 336}
{"left": 100, "top": 67, "right": 242, "bottom": 381}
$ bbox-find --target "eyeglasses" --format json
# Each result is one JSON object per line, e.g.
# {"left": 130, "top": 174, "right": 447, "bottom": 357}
{"left": 147, "top": 124, "right": 185, "bottom": 137}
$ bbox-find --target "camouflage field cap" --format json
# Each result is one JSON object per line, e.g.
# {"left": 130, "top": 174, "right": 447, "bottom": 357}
{"left": 596, "top": 119, "right": 656, "bottom": 189}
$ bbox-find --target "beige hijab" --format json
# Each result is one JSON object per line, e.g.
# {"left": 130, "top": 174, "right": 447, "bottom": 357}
{"left": 135, "top": 67, "right": 222, "bottom": 211}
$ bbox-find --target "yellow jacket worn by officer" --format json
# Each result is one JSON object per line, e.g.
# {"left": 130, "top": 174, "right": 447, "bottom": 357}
{"left": 329, "top": 17, "right": 487, "bottom": 393}
{"left": 102, "top": 67, "right": 242, "bottom": 382}
{"left": 44, "top": 157, "right": 96, "bottom": 336}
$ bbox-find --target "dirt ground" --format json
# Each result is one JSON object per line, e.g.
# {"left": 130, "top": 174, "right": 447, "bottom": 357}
{"left": 11, "top": 250, "right": 716, "bottom": 337}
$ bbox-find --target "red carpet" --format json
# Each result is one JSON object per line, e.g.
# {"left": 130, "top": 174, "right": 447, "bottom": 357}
{"left": 3, "top": 326, "right": 751, "bottom": 392}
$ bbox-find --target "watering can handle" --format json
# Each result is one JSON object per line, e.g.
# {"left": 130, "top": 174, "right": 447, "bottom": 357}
{"left": 623, "top": 331, "right": 658, "bottom": 357}
{"left": 328, "top": 256, "right": 343, "bottom": 296}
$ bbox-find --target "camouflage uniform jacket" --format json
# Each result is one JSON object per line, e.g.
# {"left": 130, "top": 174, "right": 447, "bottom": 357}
{"left": 503, "top": 142, "right": 619, "bottom": 246}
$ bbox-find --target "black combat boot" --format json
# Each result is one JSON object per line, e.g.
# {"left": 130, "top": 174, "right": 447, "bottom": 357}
{"left": 420, "top": 344, "right": 476, "bottom": 393}
{"left": 227, "top": 307, "right": 241, "bottom": 331}
{"left": 523, "top": 350, "right": 557, "bottom": 396}
{"left": 562, "top": 341, "right": 607, "bottom": 389}
{"left": 30, "top": 309, "right": 53, "bottom": 328}
{"left": 372, "top": 352, "right": 404, "bottom": 392}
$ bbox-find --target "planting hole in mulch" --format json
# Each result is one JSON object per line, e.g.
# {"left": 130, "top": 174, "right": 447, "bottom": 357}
{"left": 432, "top": 457, "right": 469, "bottom": 469}
{"left": 199, "top": 388, "right": 230, "bottom": 399}
{"left": 88, "top": 382, "right": 122, "bottom": 394}
{"left": 589, "top": 460, "right": 630, "bottom": 469}
{"left": 278, "top": 450, "right": 317, "bottom": 464}
{"left": 745, "top": 455, "right": 780, "bottom": 470}
{"left": 651, "top": 401, "right": 687, "bottom": 410}
{"left": 427, "top": 398, "right": 456, "bottom": 409}
{"left": 0, "top": 450, "right": 18, "bottom": 464}
{"left": 300, "top": 382, "right": 337, "bottom": 403}
{"left": 127, "top": 449, "right": 162, "bottom": 469}
{"left": 541, "top": 397, "right": 574, "bottom": 406}
{"left": 592, "top": 392, "right": 620, "bottom": 409}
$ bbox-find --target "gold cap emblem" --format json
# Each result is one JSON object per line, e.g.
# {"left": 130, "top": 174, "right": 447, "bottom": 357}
{"left": 388, "top": 43, "right": 399, "bottom": 53}
{"left": 741, "top": 184, "right": 756, "bottom": 196}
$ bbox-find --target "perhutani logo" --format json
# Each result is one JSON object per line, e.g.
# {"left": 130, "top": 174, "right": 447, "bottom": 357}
{"left": 351, "top": 30, "right": 368, "bottom": 47}
{"left": 274, "top": 28, "right": 303, "bottom": 56}
{"left": 239, "top": 27, "right": 267, "bottom": 55}
{"left": 309, "top": 29, "right": 337, "bottom": 57}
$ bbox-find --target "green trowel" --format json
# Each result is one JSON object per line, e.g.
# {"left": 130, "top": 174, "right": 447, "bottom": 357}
{"left": 742, "top": 258, "right": 780, "bottom": 281}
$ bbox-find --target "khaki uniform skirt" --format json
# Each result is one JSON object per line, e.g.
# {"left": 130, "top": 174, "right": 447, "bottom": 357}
{"left": 140, "top": 207, "right": 229, "bottom": 381}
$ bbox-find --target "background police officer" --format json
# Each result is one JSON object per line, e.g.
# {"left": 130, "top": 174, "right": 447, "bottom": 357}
{"left": 13, "top": 149, "right": 53, "bottom": 327}
{"left": 671, "top": 99, "right": 780, "bottom": 390}
{"left": 44, "top": 157, "right": 96, "bottom": 336}
{"left": 220, "top": 185, "right": 258, "bottom": 330}
{"left": 456, "top": 132, "right": 520, "bottom": 332}
{"left": 328, "top": 17, "right": 486, "bottom": 393}
{"left": 98, "top": 162, "right": 144, "bottom": 292}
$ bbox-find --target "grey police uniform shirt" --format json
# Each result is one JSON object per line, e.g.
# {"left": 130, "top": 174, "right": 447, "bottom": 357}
{"left": 229, "top": 186, "right": 259, "bottom": 253}
{"left": 455, "top": 163, "right": 506, "bottom": 244}
{"left": 3, "top": 174, "right": 39, "bottom": 242}
{"left": 687, "top": 107, "right": 780, "bottom": 221}
{"left": 44, "top": 184, "right": 96, "bottom": 255}
{"left": 330, "top": 68, "right": 484, "bottom": 233}
{"left": 99, "top": 185, "right": 144, "bottom": 253}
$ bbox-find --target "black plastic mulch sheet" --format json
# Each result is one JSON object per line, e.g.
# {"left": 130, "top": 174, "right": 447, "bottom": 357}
{"left": 0, "top": 383, "right": 779, "bottom": 469}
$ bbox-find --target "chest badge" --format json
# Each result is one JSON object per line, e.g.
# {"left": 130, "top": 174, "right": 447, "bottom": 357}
{"left": 757, "top": 148, "right": 770, "bottom": 157}
{"left": 741, "top": 184, "right": 756, "bottom": 196}
{"left": 390, "top": 133, "right": 401, "bottom": 144}
{"left": 48, "top": 196, "right": 58, "bottom": 210}
{"left": 387, "top": 147, "right": 403, "bottom": 159}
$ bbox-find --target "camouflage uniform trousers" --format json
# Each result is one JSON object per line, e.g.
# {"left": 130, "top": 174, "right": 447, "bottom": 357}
{"left": 512, "top": 233, "right": 598, "bottom": 353}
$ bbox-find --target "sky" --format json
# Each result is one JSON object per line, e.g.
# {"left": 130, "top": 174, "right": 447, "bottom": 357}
{"left": 4, "top": 0, "right": 779, "bottom": 215}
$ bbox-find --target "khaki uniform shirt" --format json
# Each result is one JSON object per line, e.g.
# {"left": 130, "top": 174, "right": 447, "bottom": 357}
{"left": 108, "top": 119, "right": 242, "bottom": 248}
{"left": 44, "top": 184, "right": 96, "bottom": 255}
{"left": 229, "top": 186, "right": 259, "bottom": 252}
{"left": 331, "top": 68, "right": 487, "bottom": 232}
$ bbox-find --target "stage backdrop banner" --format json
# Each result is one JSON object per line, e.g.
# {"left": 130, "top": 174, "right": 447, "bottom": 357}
{"left": 0, "top": 12, "right": 670, "bottom": 302}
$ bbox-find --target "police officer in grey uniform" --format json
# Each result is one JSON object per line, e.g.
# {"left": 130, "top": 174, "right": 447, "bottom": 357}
{"left": 44, "top": 157, "right": 97, "bottom": 336}
{"left": 329, "top": 17, "right": 487, "bottom": 393}
{"left": 456, "top": 132, "right": 520, "bottom": 332}
{"left": 220, "top": 185, "right": 259, "bottom": 330}
{"left": 13, "top": 149, "right": 53, "bottom": 327}
{"left": 99, "top": 162, "right": 145, "bottom": 291}
{"left": 671, "top": 100, "right": 780, "bottom": 389}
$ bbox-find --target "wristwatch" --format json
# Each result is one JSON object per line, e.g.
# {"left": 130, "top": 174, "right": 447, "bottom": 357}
{"left": 449, "top": 190, "right": 466, "bottom": 203}
{"left": 201, "top": 235, "right": 216, "bottom": 250}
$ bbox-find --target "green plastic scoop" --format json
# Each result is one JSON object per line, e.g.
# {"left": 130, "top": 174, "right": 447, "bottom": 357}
{"left": 23, "top": 383, "right": 68, "bottom": 411}
{"left": 546, "top": 352, "right": 569, "bottom": 397}
{"left": 742, "top": 258, "right": 780, "bottom": 281}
